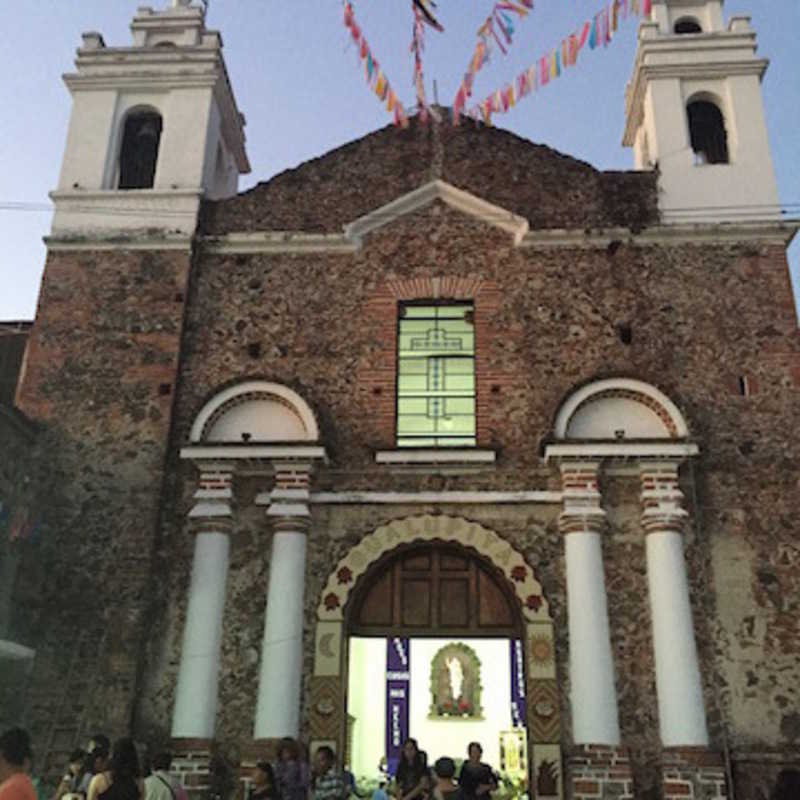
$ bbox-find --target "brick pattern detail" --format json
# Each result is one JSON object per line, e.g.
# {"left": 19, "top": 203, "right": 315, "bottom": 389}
{"left": 359, "top": 275, "right": 510, "bottom": 448}
{"left": 170, "top": 741, "right": 214, "bottom": 800}
{"left": 273, "top": 467, "right": 312, "bottom": 491}
{"left": 558, "top": 462, "right": 607, "bottom": 535}
{"left": 661, "top": 749, "right": 728, "bottom": 800}
{"left": 197, "top": 470, "right": 234, "bottom": 492}
{"left": 639, "top": 462, "right": 688, "bottom": 535}
{"left": 568, "top": 746, "right": 634, "bottom": 800}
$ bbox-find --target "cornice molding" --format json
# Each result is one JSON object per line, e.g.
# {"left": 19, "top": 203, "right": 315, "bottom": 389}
{"left": 344, "top": 179, "right": 530, "bottom": 246}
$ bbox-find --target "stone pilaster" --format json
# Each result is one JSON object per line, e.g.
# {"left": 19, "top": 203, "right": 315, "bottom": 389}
{"left": 558, "top": 461, "right": 621, "bottom": 747}
{"left": 640, "top": 461, "right": 708, "bottom": 748}
{"left": 253, "top": 461, "right": 313, "bottom": 741}
{"left": 171, "top": 464, "right": 235, "bottom": 740}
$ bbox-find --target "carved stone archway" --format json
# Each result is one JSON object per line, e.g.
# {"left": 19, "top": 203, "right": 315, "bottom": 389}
{"left": 309, "top": 515, "right": 564, "bottom": 800}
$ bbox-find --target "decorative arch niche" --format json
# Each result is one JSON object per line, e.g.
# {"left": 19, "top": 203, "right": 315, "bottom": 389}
{"left": 553, "top": 378, "right": 689, "bottom": 441}
{"left": 309, "top": 515, "right": 563, "bottom": 799}
{"left": 189, "top": 380, "right": 319, "bottom": 443}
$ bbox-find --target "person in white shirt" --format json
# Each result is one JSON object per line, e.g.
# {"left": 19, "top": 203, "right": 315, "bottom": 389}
{"left": 144, "top": 754, "right": 184, "bottom": 800}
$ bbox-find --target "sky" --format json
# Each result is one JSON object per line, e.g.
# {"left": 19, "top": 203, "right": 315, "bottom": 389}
{"left": 0, "top": 1, "right": 798, "bottom": 320}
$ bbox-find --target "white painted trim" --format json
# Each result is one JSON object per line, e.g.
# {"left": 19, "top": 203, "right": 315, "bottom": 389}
{"left": 553, "top": 378, "right": 691, "bottom": 439}
{"left": 520, "top": 220, "right": 799, "bottom": 248}
{"left": 181, "top": 444, "right": 327, "bottom": 461}
{"left": 197, "top": 219, "right": 799, "bottom": 255}
{"left": 202, "top": 232, "right": 357, "bottom": 255}
{"left": 375, "top": 449, "right": 497, "bottom": 464}
{"left": 45, "top": 234, "right": 193, "bottom": 252}
{"left": 545, "top": 442, "right": 699, "bottom": 461}
{"left": 344, "top": 180, "right": 530, "bottom": 246}
{"left": 189, "top": 380, "right": 320, "bottom": 442}
{"left": 309, "top": 490, "right": 562, "bottom": 504}
{"left": 0, "top": 640, "right": 35, "bottom": 660}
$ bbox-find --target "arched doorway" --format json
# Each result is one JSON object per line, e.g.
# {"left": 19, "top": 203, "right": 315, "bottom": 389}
{"left": 309, "top": 515, "right": 564, "bottom": 800}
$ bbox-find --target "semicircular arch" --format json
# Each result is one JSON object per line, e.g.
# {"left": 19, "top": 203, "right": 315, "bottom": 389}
{"left": 189, "top": 380, "right": 320, "bottom": 443}
{"left": 317, "top": 514, "right": 550, "bottom": 623}
{"left": 553, "top": 377, "right": 690, "bottom": 440}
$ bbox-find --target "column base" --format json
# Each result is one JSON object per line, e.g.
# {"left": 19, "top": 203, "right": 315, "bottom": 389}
{"left": 568, "top": 745, "right": 634, "bottom": 800}
{"left": 661, "top": 748, "right": 728, "bottom": 800}
{"left": 171, "top": 738, "right": 215, "bottom": 800}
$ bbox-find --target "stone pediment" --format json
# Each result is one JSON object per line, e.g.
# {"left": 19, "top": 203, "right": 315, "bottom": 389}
{"left": 199, "top": 117, "right": 659, "bottom": 236}
{"left": 343, "top": 179, "right": 529, "bottom": 246}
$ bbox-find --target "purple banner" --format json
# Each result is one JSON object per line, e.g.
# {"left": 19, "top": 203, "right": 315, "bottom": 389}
{"left": 386, "top": 637, "right": 410, "bottom": 776}
{"left": 510, "top": 639, "right": 527, "bottom": 727}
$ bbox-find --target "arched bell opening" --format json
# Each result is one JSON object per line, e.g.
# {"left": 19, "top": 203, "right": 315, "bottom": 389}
{"left": 687, "top": 98, "right": 730, "bottom": 165}
{"left": 674, "top": 17, "right": 702, "bottom": 34}
{"left": 118, "top": 108, "right": 163, "bottom": 190}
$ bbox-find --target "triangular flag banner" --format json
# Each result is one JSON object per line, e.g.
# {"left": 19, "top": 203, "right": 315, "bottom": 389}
{"left": 468, "top": 0, "right": 653, "bottom": 121}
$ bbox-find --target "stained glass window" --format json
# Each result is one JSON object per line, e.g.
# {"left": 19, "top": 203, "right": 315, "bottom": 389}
{"left": 397, "top": 303, "right": 476, "bottom": 447}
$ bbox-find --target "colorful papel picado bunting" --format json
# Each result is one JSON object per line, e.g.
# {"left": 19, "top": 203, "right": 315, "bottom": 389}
{"left": 452, "top": 0, "right": 534, "bottom": 122}
{"left": 467, "top": 0, "right": 653, "bottom": 124}
{"left": 343, "top": 2, "right": 409, "bottom": 127}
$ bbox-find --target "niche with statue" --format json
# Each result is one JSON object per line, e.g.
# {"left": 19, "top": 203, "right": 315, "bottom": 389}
{"left": 429, "top": 642, "right": 483, "bottom": 719}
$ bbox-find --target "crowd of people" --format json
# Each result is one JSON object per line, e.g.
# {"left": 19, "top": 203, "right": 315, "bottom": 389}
{"left": 3, "top": 727, "right": 800, "bottom": 800}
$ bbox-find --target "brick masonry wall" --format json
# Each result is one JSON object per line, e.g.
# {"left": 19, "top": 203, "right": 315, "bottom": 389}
{"left": 7, "top": 123, "right": 800, "bottom": 797}
{"left": 10, "top": 248, "right": 193, "bottom": 775}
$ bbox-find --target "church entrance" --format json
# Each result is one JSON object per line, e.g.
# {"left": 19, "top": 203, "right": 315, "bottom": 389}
{"left": 309, "top": 515, "right": 563, "bottom": 800}
{"left": 345, "top": 542, "right": 529, "bottom": 792}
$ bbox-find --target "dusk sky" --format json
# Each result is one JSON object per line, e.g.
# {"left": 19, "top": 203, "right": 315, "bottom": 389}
{"left": 1, "top": 1, "right": 798, "bottom": 319}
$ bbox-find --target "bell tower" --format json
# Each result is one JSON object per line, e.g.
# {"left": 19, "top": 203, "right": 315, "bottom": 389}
{"left": 51, "top": 0, "right": 250, "bottom": 237}
{"left": 623, "top": 0, "right": 780, "bottom": 223}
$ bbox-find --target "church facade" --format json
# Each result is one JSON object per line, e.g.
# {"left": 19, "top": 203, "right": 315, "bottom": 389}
{"left": 2, "top": 2, "right": 799, "bottom": 799}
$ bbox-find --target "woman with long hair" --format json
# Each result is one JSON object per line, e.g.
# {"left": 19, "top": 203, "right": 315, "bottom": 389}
{"left": 87, "top": 739, "right": 144, "bottom": 800}
{"left": 393, "top": 740, "right": 428, "bottom": 800}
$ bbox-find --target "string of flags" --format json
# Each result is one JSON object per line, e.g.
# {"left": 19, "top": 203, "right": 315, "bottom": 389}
{"left": 341, "top": 0, "right": 654, "bottom": 127}
{"left": 467, "top": 0, "right": 653, "bottom": 123}
{"left": 453, "top": 0, "right": 535, "bottom": 122}
{"left": 343, "top": 2, "right": 409, "bottom": 127}
{"left": 411, "top": 0, "right": 445, "bottom": 122}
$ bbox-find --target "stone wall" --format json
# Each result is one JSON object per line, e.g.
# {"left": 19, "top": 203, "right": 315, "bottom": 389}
{"left": 10, "top": 247, "right": 193, "bottom": 776}
{"left": 149, "top": 196, "right": 798, "bottom": 793}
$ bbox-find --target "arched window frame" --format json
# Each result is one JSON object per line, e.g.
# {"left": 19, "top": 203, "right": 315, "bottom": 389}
{"left": 685, "top": 93, "right": 730, "bottom": 166}
{"left": 115, "top": 105, "right": 164, "bottom": 190}
{"left": 674, "top": 17, "right": 703, "bottom": 34}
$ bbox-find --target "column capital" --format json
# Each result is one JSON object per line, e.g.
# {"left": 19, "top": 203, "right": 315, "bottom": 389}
{"left": 187, "top": 464, "right": 236, "bottom": 534}
{"left": 255, "top": 460, "right": 313, "bottom": 532}
{"left": 558, "top": 460, "right": 607, "bottom": 535}
{"left": 639, "top": 460, "right": 688, "bottom": 535}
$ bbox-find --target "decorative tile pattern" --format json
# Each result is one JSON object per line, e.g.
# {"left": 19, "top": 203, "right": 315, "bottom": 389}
{"left": 527, "top": 679, "right": 561, "bottom": 743}
{"left": 533, "top": 744, "right": 563, "bottom": 800}
{"left": 313, "top": 621, "right": 343, "bottom": 677}
{"left": 308, "top": 676, "right": 343, "bottom": 742}
{"left": 527, "top": 621, "right": 557, "bottom": 680}
{"left": 315, "top": 514, "right": 551, "bottom": 622}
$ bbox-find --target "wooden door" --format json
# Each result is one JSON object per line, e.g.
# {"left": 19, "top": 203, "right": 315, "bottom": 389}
{"left": 347, "top": 542, "right": 520, "bottom": 637}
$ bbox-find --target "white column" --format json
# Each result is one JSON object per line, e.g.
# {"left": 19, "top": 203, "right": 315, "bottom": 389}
{"left": 254, "top": 463, "right": 312, "bottom": 739}
{"left": 640, "top": 461, "right": 708, "bottom": 747}
{"left": 559, "top": 462, "right": 621, "bottom": 745}
{"left": 171, "top": 465, "right": 234, "bottom": 739}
